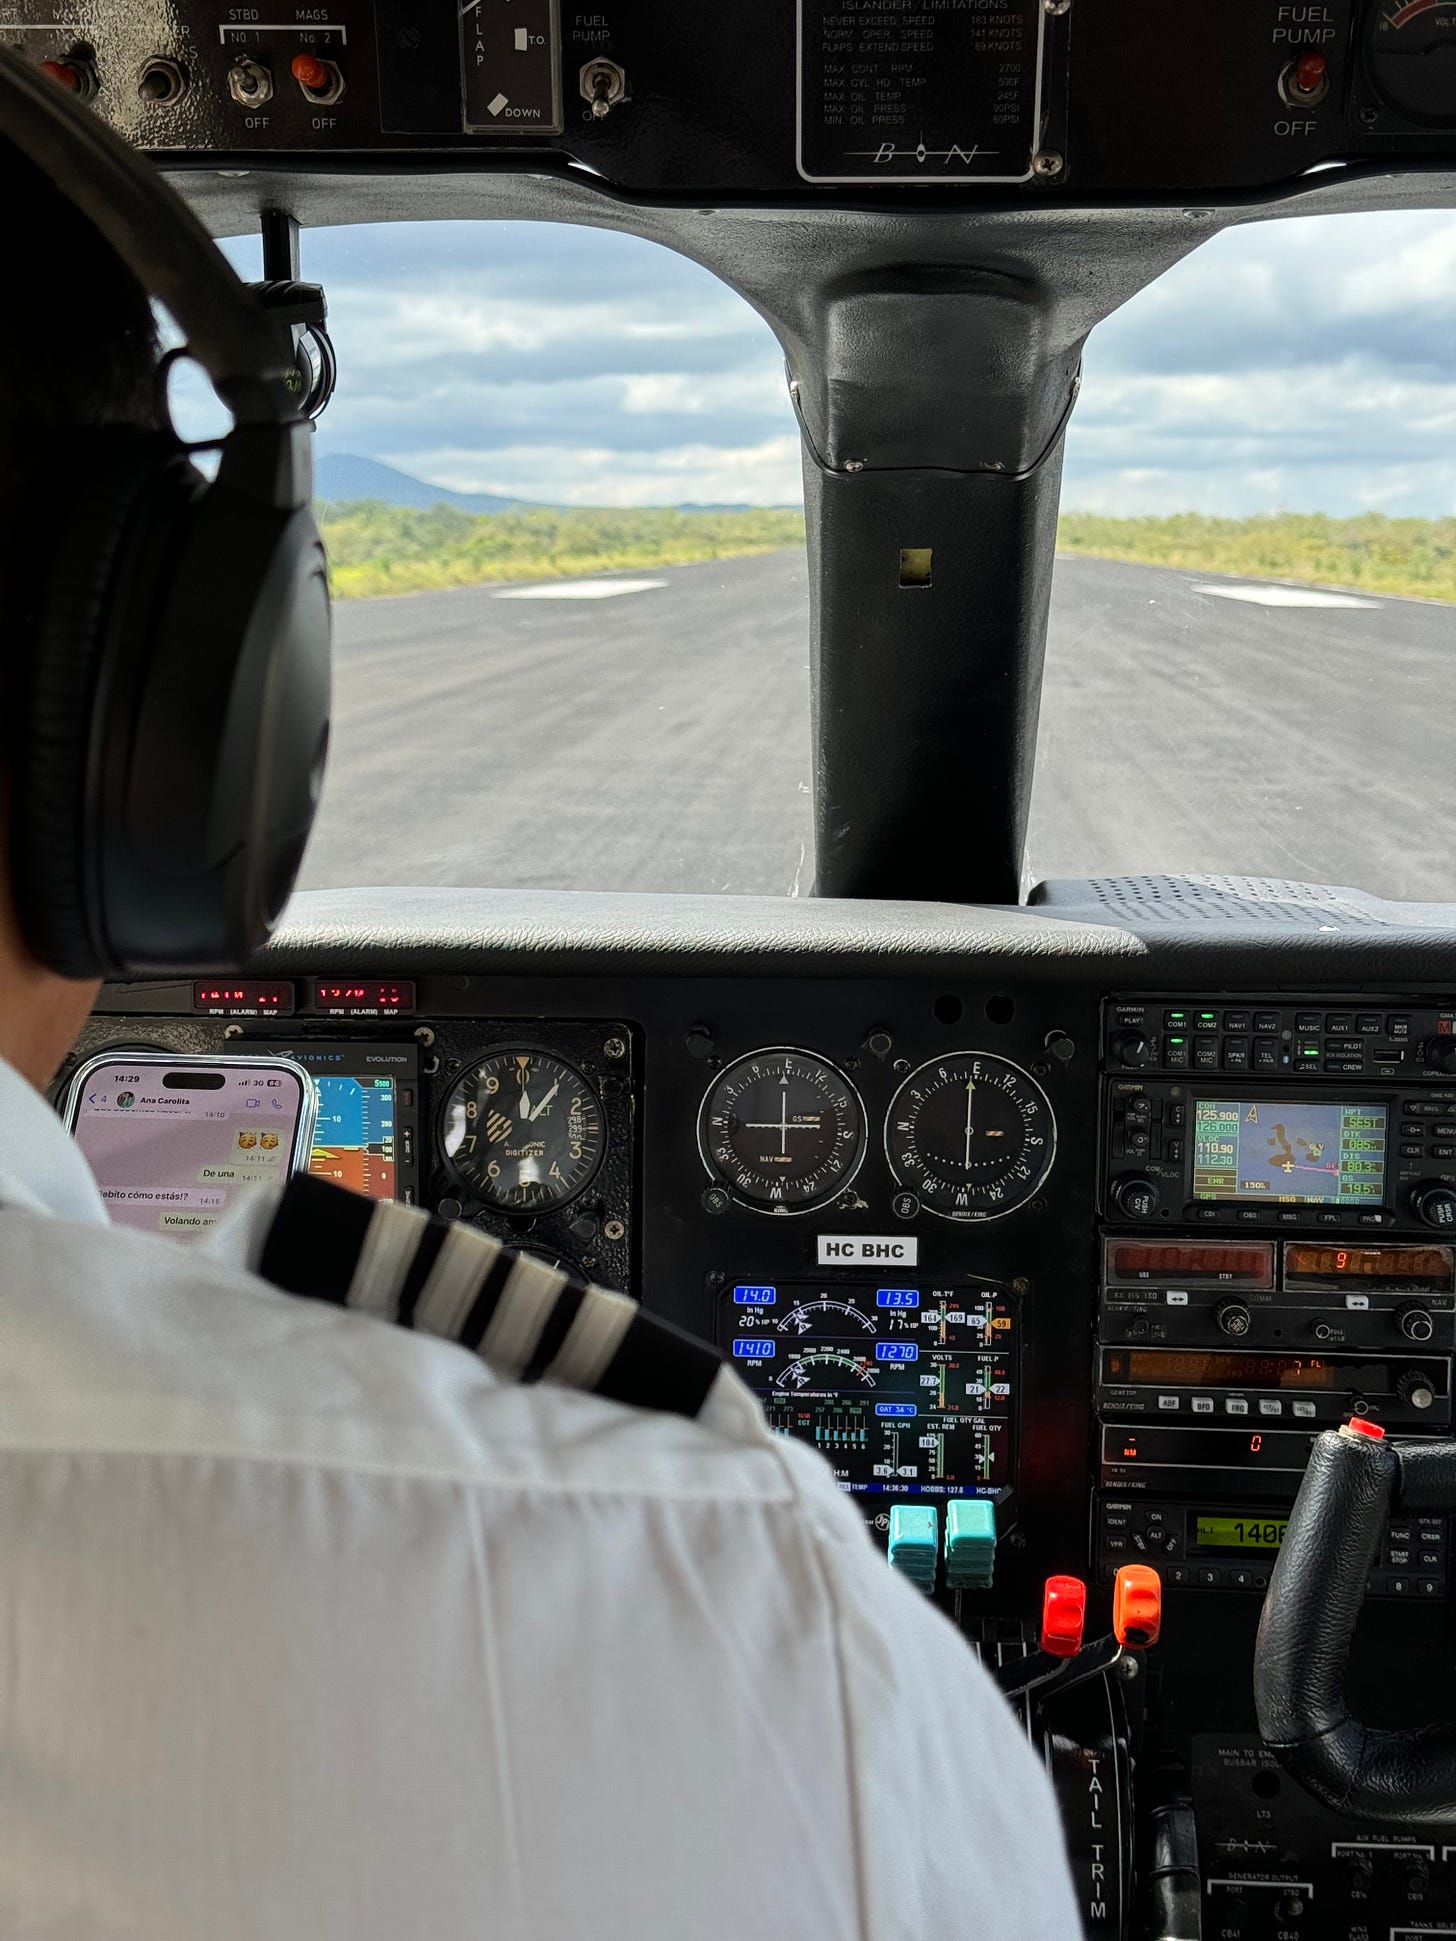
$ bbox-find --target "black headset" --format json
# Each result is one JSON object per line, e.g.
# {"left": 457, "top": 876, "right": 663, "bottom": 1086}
{"left": 0, "top": 47, "right": 331, "bottom": 978}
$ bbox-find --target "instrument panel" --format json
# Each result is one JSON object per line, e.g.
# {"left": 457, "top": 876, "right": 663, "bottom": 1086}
{"left": 6, "top": 0, "right": 1456, "bottom": 202}
{"left": 68, "top": 951, "right": 1456, "bottom": 1934}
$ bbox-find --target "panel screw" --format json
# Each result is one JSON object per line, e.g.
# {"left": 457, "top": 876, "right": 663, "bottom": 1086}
{"left": 892, "top": 1057, "right": 911, "bottom": 1075}
{"left": 843, "top": 459, "right": 866, "bottom": 473}
{"left": 223, "top": 1023, "right": 244, "bottom": 1041}
{"left": 413, "top": 1025, "right": 436, "bottom": 1047}
{"left": 1045, "top": 0, "right": 1072, "bottom": 13}
{"left": 603, "top": 1218, "right": 626, "bottom": 1242}
{"left": 603, "top": 1036, "right": 627, "bottom": 1060}
{"left": 1013, "top": 1277, "right": 1031, "bottom": 1298}
{"left": 1032, "top": 150, "right": 1065, "bottom": 178}
{"left": 397, "top": 25, "right": 421, "bottom": 50}
{"left": 1117, "top": 1655, "right": 1141, "bottom": 1681}
{"left": 1360, "top": 104, "right": 1379, "bottom": 126}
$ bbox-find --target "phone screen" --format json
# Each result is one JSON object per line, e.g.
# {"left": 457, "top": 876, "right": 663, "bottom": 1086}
{"left": 66, "top": 1057, "right": 316, "bottom": 1244}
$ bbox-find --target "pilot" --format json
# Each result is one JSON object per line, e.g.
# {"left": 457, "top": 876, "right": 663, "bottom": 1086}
{"left": 0, "top": 108, "right": 1078, "bottom": 1941}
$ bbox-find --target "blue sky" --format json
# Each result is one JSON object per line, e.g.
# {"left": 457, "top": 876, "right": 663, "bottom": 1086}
{"left": 217, "top": 210, "right": 1456, "bottom": 516}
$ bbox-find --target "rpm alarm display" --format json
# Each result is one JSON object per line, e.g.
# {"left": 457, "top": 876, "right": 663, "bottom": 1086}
{"left": 886, "top": 1052, "right": 1056, "bottom": 1222}
{"left": 441, "top": 1049, "right": 605, "bottom": 1212}
{"left": 698, "top": 1048, "right": 866, "bottom": 1214}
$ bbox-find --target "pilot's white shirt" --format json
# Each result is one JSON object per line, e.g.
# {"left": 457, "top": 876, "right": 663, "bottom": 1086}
{"left": 0, "top": 1053, "right": 1079, "bottom": 1941}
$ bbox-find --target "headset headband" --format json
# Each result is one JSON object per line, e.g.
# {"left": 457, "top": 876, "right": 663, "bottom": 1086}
{"left": 0, "top": 45, "right": 297, "bottom": 427}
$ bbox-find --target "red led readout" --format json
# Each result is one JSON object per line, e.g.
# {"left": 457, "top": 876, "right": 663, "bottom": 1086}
{"left": 192, "top": 981, "right": 295, "bottom": 1016}
{"left": 310, "top": 980, "right": 416, "bottom": 1016}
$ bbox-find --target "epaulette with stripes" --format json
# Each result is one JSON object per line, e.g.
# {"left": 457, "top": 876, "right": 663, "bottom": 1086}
{"left": 258, "top": 1173, "right": 725, "bottom": 1421}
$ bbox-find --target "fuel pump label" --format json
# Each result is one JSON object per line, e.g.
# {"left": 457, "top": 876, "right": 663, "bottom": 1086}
{"left": 797, "top": 0, "right": 1046, "bottom": 185}
{"left": 461, "top": 0, "right": 563, "bottom": 135}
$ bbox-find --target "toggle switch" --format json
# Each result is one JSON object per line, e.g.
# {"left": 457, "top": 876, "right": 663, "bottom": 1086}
{"left": 945, "top": 1498, "right": 997, "bottom": 1591}
{"left": 888, "top": 1505, "right": 938, "bottom": 1594}
{"left": 1040, "top": 1575, "right": 1088, "bottom": 1658}
{"left": 1113, "top": 1564, "right": 1162, "bottom": 1648}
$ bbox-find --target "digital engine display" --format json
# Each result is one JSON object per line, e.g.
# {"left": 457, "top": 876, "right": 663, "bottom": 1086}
{"left": 1194, "top": 1514, "right": 1289, "bottom": 1552}
{"left": 726, "top": 1282, "right": 1016, "bottom": 1496}
{"left": 310, "top": 980, "right": 416, "bottom": 1017}
{"left": 1192, "top": 1098, "right": 1388, "bottom": 1206}
{"left": 193, "top": 980, "right": 295, "bottom": 1017}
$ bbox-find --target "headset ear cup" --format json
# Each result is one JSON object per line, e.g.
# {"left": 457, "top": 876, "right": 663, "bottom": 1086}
{"left": 11, "top": 428, "right": 200, "bottom": 979}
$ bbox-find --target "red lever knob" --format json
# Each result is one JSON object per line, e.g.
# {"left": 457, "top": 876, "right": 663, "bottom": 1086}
{"left": 40, "top": 59, "right": 81, "bottom": 91}
{"left": 1040, "top": 1575, "right": 1087, "bottom": 1659}
{"left": 1343, "top": 1415, "right": 1386, "bottom": 1440}
{"left": 291, "top": 52, "right": 332, "bottom": 91}
{"left": 1113, "top": 1564, "right": 1162, "bottom": 1649}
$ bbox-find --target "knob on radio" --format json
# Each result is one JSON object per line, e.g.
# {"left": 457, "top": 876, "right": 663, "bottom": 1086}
{"left": 1111, "top": 1029, "right": 1151, "bottom": 1068}
{"left": 1398, "top": 1304, "right": 1435, "bottom": 1344}
{"left": 1216, "top": 1300, "right": 1252, "bottom": 1339}
{"left": 1113, "top": 1175, "right": 1160, "bottom": 1220}
{"left": 1397, "top": 1370, "right": 1436, "bottom": 1412}
{"left": 1423, "top": 1035, "right": 1456, "bottom": 1075}
{"left": 1412, "top": 1181, "right": 1456, "bottom": 1230}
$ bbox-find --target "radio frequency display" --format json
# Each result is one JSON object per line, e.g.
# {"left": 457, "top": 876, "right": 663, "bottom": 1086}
{"left": 1192, "top": 1099, "right": 1388, "bottom": 1205}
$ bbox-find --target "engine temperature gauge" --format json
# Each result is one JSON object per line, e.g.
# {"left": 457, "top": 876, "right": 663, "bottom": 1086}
{"left": 886, "top": 1052, "right": 1056, "bottom": 1222}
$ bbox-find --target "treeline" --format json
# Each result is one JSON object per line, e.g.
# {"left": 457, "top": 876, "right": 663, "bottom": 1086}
{"left": 1058, "top": 512, "right": 1456, "bottom": 604}
{"left": 317, "top": 499, "right": 808, "bottom": 599}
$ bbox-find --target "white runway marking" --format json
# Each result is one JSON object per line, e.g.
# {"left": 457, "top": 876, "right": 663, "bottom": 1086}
{"left": 1193, "top": 583, "right": 1378, "bottom": 610}
{"left": 494, "top": 579, "right": 668, "bottom": 602}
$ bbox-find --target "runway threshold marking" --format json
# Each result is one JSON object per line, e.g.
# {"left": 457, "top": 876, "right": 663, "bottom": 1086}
{"left": 1192, "top": 583, "right": 1378, "bottom": 610}
{"left": 494, "top": 579, "right": 668, "bottom": 602}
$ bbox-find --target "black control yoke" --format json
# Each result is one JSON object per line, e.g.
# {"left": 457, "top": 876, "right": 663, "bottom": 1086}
{"left": 1254, "top": 1422, "right": 1456, "bottom": 1823}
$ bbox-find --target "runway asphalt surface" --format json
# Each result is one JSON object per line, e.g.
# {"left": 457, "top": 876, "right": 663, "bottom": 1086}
{"left": 297, "top": 549, "right": 1453, "bottom": 904}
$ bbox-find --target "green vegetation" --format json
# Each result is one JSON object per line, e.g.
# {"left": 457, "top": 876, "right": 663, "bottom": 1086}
{"left": 318, "top": 501, "right": 1456, "bottom": 606}
{"left": 318, "top": 499, "right": 808, "bottom": 599}
{"left": 1057, "top": 512, "right": 1456, "bottom": 604}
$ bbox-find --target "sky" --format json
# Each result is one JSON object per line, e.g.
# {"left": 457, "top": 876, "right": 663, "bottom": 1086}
{"left": 215, "top": 208, "right": 1456, "bottom": 517}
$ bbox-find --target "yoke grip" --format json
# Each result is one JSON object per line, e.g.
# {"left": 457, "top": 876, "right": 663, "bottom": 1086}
{"left": 1254, "top": 1428, "right": 1456, "bottom": 1823}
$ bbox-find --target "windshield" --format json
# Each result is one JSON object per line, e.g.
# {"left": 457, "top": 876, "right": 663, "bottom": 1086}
{"left": 218, "top": 212, "right": 1455, "bottom": 902}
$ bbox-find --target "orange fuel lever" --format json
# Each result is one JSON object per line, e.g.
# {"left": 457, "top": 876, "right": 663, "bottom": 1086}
{"left": 1113, "top": 1563, "right": 1162, "bottom": 1649}
{"left": 1040, "top": 1575, "right": 1088, "bottom": 1659}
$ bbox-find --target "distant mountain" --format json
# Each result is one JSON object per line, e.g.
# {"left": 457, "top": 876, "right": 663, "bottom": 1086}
{"left": 315, "top": 455, "right": 794, "bottom": 518}
{"left": 315, "top": 455, "right": 542, "bottom": 515}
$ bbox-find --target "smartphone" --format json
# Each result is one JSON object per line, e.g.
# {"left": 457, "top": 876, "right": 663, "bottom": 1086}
{"left": 64, "top": 1053, "right": 318, "bottom": 1245}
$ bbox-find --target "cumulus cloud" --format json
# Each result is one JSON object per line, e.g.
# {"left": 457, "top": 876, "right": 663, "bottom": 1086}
{"left": 210, "top": 209, "right": 1456, "bottom": 516}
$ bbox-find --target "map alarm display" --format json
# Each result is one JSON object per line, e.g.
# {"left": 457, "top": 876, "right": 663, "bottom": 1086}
{"left": 1191, "top": 1098, "right": 1389, "bottom": 1206}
